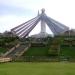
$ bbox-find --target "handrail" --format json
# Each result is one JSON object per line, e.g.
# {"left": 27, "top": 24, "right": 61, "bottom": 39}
{"left": 2, "top": 44, "right": 20, "bottom": 57}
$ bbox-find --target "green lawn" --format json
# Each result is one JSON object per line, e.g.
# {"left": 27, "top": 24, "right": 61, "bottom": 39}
{"left": 23, "top": 46, "right": 49, "bottom": 56}
{"left": 0, "top": 62, "right": 75, "bottom": 75}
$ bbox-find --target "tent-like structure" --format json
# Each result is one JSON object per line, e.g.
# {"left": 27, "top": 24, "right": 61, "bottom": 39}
{"left": 11, "top": 9, "right": 69, "bottom": 38}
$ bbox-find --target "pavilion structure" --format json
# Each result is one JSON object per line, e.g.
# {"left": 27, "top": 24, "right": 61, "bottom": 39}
{"left": 11, "top": 8, "right": 69, "bottom": 38}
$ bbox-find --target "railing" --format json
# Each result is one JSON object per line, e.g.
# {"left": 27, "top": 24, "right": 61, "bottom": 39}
{"left": 0, "top": 57, "right": 12, "bottom": 63}
{"left": 1, "top": 55, "right": 75, "bottom": 62}
{"left": 12, "top": 56, "right": 75, "bottom": 62}
{"left": 2, "top": 44, "right": 20, "bottom": 57}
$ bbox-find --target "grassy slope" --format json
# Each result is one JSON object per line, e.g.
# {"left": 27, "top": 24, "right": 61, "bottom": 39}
{"left": 23, "top": 46, "right": 75, "bottom": 57}
{"left": 23, "top": 46, "right": 49, "bottom": 56}
{"left": 0, "top": 48, "right": 7, "bottom": 54}
{"left": 0, "top": 62, "right": 75, "bottom": 75}
{"left": 60, "top": 46, "right": 75, "bottom": 57}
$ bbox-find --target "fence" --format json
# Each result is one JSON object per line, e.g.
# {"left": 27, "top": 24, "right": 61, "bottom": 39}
{"left": 12, "top": 56, "right": 75, "bottom": 62}
{"left": 0, "top": 57, "right": 12, "bottom": 63}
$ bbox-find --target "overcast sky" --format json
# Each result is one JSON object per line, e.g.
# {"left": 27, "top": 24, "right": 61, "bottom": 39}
{"left": 0, "top": 0, "right": 75, "bottom": 35}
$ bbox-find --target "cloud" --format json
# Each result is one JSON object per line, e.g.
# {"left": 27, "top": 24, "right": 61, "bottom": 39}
{"left": 0, "top": 4, "right": 35, "bottom": 17}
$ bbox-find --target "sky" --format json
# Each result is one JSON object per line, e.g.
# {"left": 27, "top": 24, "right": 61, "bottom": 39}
{"left": 0, "top": 0, "right": 75, "bottom": 35}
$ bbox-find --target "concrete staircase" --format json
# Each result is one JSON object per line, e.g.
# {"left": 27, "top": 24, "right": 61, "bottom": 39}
{"left": 3, "top": 43, "right": 31, "bottom": 58}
